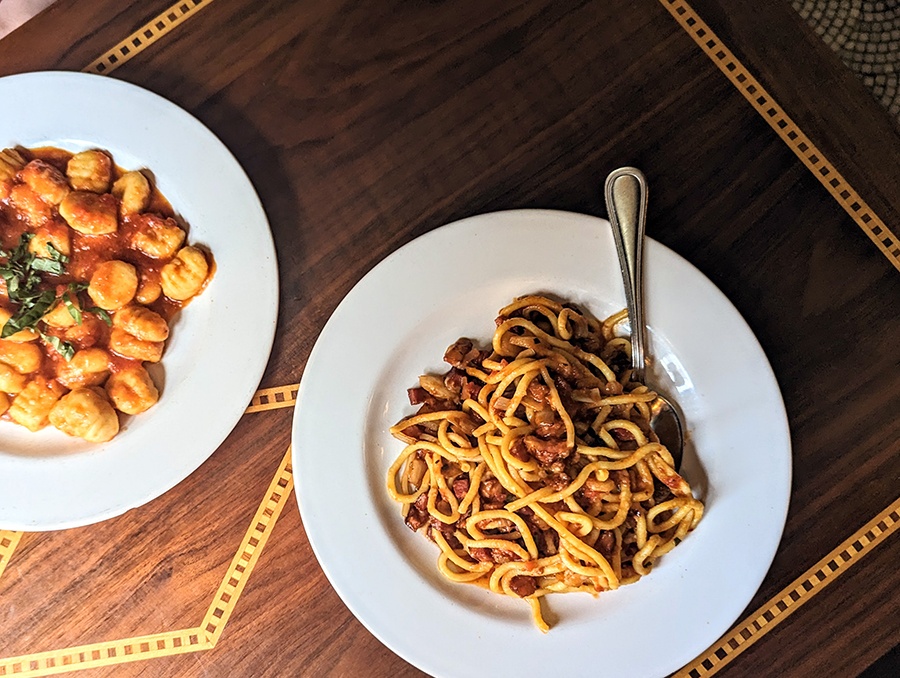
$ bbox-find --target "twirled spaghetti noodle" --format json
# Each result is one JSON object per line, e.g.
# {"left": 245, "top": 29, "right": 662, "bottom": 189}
{"left": 387, "top": 295, "right": 704, "bottom": 631}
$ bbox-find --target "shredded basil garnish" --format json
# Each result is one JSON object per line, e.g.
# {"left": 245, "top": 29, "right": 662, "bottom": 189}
{"left": 87, "top": 306, "right": 113, "bottom": 326}
{"left": 40, "top": 332, "right": 76, "bottom": 361}
{"left": 2, "top": 289, "right": 56, "bottom": 338}
{"left": 0, "top": 233, "right": 78, "bottom": 343}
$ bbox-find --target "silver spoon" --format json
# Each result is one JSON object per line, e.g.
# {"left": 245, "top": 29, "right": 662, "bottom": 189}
{"left": 604, "top": 167, "right": 685, "bottom": 470}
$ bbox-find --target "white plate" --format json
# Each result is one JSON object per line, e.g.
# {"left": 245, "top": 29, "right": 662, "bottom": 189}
{"left": 0, "top": 72, "right": 278, "bottom": 530}
{"left": 291, "top": 209, "right": 791, "bottom": 678}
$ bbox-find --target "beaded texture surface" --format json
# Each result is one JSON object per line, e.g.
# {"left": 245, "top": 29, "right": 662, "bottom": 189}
{"left": 793, "top": 0, "right": 900, "bottom": 120}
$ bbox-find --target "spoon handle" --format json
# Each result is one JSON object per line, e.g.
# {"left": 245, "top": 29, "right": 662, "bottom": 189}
{"left": 604, "top": 167, "right": 648, "bottom": 382}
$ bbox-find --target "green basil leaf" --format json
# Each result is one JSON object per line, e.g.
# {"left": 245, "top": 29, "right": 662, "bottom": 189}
{"left": 31, "top": 257, "right": 66, "bottom": 275}
{"left": 44, "top": 243, "right": 69, "bottom": 264}
{"left": 63, "top": 294, "right": 82, "bottom": 324}
{"left": 5, "top": 289, "right": 57, "bottom": 334}
{"left": 87, "top": 306, "right": 113, "bottom": 326}
{"left": 40, "top": 332, "right": 75, "bottom": 361}
{"left": 1, "top": 319, "right": 20, "bottom": 338}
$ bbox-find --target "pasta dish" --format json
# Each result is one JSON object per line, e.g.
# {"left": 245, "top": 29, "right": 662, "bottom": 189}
{"left": 387, "top": 295, "right": 704, "bottom": 631}
{"left": 0, "top": 145, "right": 212, "bottom": 442}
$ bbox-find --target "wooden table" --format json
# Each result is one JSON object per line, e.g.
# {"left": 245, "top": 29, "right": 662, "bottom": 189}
{"left": 0, "top": 0, "right": 897, "bottom": 675}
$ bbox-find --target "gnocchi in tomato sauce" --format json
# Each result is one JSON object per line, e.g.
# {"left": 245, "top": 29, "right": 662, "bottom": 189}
{"left": 0, "top": 146, "right": 213, "bottom": 442}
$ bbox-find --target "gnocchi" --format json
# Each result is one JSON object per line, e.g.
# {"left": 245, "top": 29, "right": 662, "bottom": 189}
{"left": 56, "top": 348, "right": 110, "bottom": 389}
{"left": 9, "top": 376, "right": 66, "bottom": 432}
{"left": 88, "top": 260, "right": 138, "bottom": 310}
{"left": 0, "top": 363, "right": 27, "bottom": 393}
{"left": 29, "top": 220, "right": 72, "bottom": 258}
{"left": 130, "top": 213, "right": 185, "bottom": 259}
{"left": 160, "top": 246, "right": 209, "bottom": 301}
{"left": 111, "top": 171, "right": 150, "bottom": 215}
{"left": 59, "top": 191, "right": 118, "bottom": 235}
{"left": 10, "top": 183, "right": 52, "bottom": 226}
{"left": 108, "top": 327, "right": 164, "bottom": 363}
{"left": 0, "top": 340, "right": 42, "bottom": 374}
{"left": 49, "top": 387, "right": 119, "bottom": 443}
{"left": 135, "top": 273, "right": 162, "bottom": 305}
{"left": 112, "top": 305, "right": 169, "bottom": 342}
{"left": 0, "top": 145, "right": 213, "bottom": 442}
{"left": 105, "top": 366, "right": 159, "bottom": 415}
{"left": 66, "top": 150, "right": 112, "bottom": 193}
{"left": 20, "top": 159, "right": 70, "bottom": 206}
{"left": 0, "top": 148, "right": 26, "bottom": 182}
{"left": 42, "top": 292, "right": 82, "bottom": 328}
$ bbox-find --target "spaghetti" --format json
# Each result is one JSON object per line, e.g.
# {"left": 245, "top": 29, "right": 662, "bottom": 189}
{"left": 387, "top": 295, "right": 704, "bottom": 631}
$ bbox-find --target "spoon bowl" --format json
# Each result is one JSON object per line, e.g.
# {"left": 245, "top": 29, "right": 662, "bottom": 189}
{"left": 604, "top": 167, "right": 685, "bottom": 469}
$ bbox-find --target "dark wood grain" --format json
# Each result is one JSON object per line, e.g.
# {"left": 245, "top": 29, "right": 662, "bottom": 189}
{"left": 0, "top": 0, "right": 897, "bottom": 676}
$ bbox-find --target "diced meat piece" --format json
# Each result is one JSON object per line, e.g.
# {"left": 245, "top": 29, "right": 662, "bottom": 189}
{"left": 453, "top": 413, "right": 479, "bottom": 435}
{"left": 419, "top": 398, "right": 456, "bottom": 415}
{"left": 407, "top": 385, "right": 427, "bottom": 405}
{"left": 404, "top": 493, "right": 429, "bottom": 532}
{"left": 527, "top": 381, "right": 550, "bottom": 403}
{"left": 553, "top": 358, "right": 580, "bottom": 381}
{"left": 461, "top": 379, "right": 481, "bottom": 401}
{"left": 509, "top": 436, "right": 531, "bottom": 462}
{"left": 580, "top": 477, "right": 613, "bottom": 504}
{"left": 428, "top": 515, "right": 457, "bottom": 539}
{"left": 523, "top": 435, "right": 571, "bottom": 466}
{"left": 547, "top": 472, "right": 571, "bottom": 491}
{"left": 401, "top": 424, "right": 424, "bottom": 439}
{"left": 443, "top": 338, "right": 474, "bottom": 367}
{"left": 598, "top": 531, "right": 616, "bottom": 557}
{"left": 547, "top": 461, "right": 566, "bottom": 475}
{"left": 533, "top": 408, "right": 566, "bottom": 439}
{"left": 610, "top": 427, "right": 635, "bottom": 442}
{"left": 479, "top": 477, "right": 507, "bottom": 504}
{"left": 470, "top": 547, "right": 493, "bottom": 563}
{"left": 602, "top": 380, "right": 624, "bottom": 395}
{"left": 509, "top": 575, "right": 537, "bottom": 597}
{"left": 491, "top": 549, "right": 517, "bottom": 563}
{"left": 452, "top": 476, "right": 470, "bottom": 500}
{"left": 580, "top": 334, "right": 601, "bottom": 353}
{"left": 443, "top": 367, "right": 466, "bottom": 394}
{"left": 538, "top": 530, "right": 559, "bottom": 557}
{"left": 404, "top": 508, "right": 427, "bottom": 531}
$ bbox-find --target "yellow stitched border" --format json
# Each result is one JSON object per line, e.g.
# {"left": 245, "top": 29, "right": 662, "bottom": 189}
{"left": 82, "top": 0, "right": 217, "bottom": 76}
{"left": 660, "top": 0, "right": 900, "bottom": 273}
{"left": 0, "top": 530, "right": 22, "bottom": 581}
{"left": 245, "top": 384, "right": 299, "bottom": 413}
{"left": 0, "top": 447, "right": 293, "bottom": 675}
{"left": 676, "top": 497, "right": 900, "bottom": 676}
{"left": 0, "top": 629, "right": 210, "bottom": 677}
{"left": 200, "top": 447, "right": 293, "bottom": 644}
